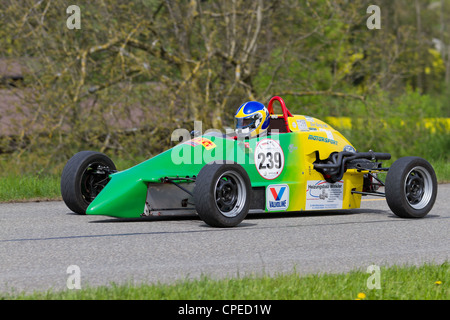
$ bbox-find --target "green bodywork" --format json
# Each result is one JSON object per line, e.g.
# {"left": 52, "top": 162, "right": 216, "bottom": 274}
{"left": 86, "top": 116, "right": 363, "bottom": 218}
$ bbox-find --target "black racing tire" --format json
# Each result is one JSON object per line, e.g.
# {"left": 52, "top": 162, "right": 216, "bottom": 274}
{"left": 194, "top": 162, "right": 251, "bottom": 227}
{"left": 385, "top": 157, "right": 437, "bottom": 218}
{"left": 61, "top": 151, "right": 116, "bottom": 214}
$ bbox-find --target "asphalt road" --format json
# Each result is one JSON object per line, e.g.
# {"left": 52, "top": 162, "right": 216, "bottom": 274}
{"left": 0, "top": 185, "right": 449, "bottom": 293}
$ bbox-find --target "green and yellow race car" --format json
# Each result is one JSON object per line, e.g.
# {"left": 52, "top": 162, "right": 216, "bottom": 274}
{"left": 61, "top": 96, "right": 438, "bottom": 227}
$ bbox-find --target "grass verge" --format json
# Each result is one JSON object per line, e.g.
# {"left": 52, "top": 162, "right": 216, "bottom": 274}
{"left": 2, "top": 262, "right": 448, "bottom": 300}
{"left": 0, "top": 173, "right": 61, "bottom": 202}
{"left": 0, "top": 157, "right": 142, "bottom": 202}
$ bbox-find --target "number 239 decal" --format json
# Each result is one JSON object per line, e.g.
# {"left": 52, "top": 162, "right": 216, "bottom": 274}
{"left": 254, "top": 139, "right": 285, "bottom": 180}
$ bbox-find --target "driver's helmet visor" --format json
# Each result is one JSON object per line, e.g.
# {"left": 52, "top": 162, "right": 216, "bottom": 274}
{"left": 235, "top": 114, "right": 261, "bottom": 130}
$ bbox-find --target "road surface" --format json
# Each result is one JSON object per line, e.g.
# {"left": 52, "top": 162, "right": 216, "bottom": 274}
{"left": 0, "top": 185, "right": 449, "bottom": 293}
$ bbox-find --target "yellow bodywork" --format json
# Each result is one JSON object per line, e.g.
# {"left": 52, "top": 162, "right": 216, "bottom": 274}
{"left": 268, "top": 114, "right": 366, "bottom": 211}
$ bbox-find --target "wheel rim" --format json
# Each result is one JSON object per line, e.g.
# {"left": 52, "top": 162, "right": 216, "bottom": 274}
{"left": 404, "top": 166, "right": 433, "bottom": 210}
{"left": 80, "top": 162, "right": 111, "bottom": 203}
{"left": 214, "top": 171, "right": 247, "bottom": 217}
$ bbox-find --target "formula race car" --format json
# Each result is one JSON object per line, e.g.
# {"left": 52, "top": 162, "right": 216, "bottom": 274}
{"left": 61, "top": 96, "right": 438, "bottom": 227}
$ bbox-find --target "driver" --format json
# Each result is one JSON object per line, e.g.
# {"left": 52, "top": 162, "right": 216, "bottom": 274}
{"left": 234, "top": 101, "right": 270, "bottom": 138}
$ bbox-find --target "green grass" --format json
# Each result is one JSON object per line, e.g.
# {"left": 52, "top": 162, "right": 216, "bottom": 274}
{"left": 0, "top": 173, "right": 61, "bottom": 202}
{"left": 0, "top": 157, "right": 143, "bottom": 202}
{"left": 2, "top": 262, "right": 448, "bottom": 300}
{"left": 433, "top": 160, "right": 450, "bottom": 183}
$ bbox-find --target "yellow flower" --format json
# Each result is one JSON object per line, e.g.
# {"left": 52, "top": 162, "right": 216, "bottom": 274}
{"left": 435, "top": 281, "right": 442, "bottom": 285}
{"left": 357, "top": 292, "right": 366, "bottom": 299}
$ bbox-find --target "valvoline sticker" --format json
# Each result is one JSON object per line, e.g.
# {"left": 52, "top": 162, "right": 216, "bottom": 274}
{"left": 266, "top": 184, "right": 289, "bottom": 211}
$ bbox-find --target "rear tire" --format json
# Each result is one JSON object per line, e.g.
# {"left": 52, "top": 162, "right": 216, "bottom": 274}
{"left": 385, "top": 157, "right": 437, "bottom": 218}
{"left": 61, "top": 151, "right": 116, "bottom": 214}
{"left": 194, "top": 162, "right": 251, "bottom": 227}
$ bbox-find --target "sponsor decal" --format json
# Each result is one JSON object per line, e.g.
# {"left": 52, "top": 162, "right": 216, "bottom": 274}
{"left": 305, "top": 180, "right": 344, "bottom": 210}
{"left": 185, "top": 137, "right": 216, "bottom": 150}
{"left": 318, "top": 128, "right": 334, "bottom": 140}
{"left": 309, "top": 121, "right": 329, "bottom": 129}
{"left": 304, "top": 117, "right": 329, "bottom": 129}
{"left": 266, "top": 184, "right": 289, "bottom": 211}
{"left": 254, "top": 139, "right": 285, "bottom": 180}
{"left": 307, "top": 134, "right": 338, "bottom": 145}
{"left": 296, "top": 119, "right": 309, "bottom": 131}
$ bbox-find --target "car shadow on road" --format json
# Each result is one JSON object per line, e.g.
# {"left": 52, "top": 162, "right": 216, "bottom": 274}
{"left": 247, "top": 209, "right": 383, "bottom": 220}
{"left": 85, "top": 208, "right": 387, "bottom": 226}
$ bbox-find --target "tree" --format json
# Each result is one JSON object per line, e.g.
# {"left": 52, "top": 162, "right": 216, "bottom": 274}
{"left": 0, "top": 0, "right": 448, "bottom": 171}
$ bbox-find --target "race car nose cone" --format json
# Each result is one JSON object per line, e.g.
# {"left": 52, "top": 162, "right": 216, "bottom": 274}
{"left": 86, "top": 171, "right": 148, "bottom": 218}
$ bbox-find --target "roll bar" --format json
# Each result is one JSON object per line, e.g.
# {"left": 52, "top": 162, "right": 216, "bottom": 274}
{"left": 267, "top": 96, "right": 293, "bottom": 133}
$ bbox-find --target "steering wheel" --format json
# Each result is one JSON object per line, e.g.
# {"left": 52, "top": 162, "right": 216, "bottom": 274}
{"left": 267, "top": 96, "right": 292, "bottom": 133}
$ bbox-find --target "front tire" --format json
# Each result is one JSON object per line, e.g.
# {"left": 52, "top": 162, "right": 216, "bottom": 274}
{"left": 385, "top": 157, "right": 437, "bottom": 218}
{"left": 194, "top": 162, "right": 251, "bottom": 227}
{"left": 61, "top": 151, "right": 116, "bottom": 214}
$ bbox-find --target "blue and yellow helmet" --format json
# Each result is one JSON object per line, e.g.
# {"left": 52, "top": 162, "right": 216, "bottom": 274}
{"left": 234, "top": 101, "right": 270, "bottom": 137}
